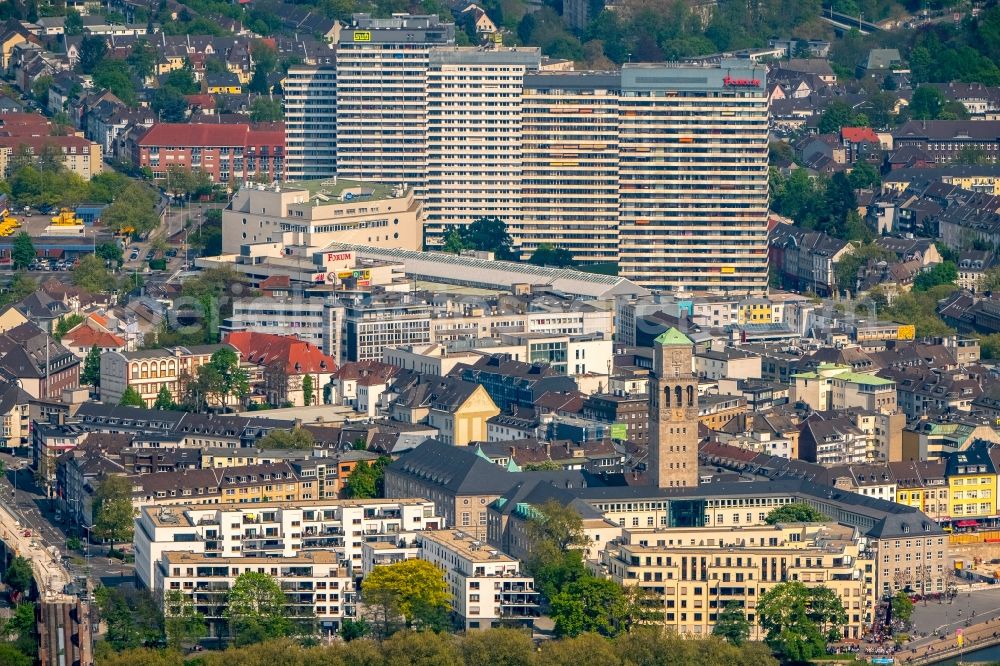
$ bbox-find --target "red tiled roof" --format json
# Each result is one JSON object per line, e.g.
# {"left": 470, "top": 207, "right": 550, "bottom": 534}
{"left": 225, "top": 331, "right": 336, "bottom": 374}
{"left": 61, "top": 326, "right": 125, "bottom": 349}
{"left": 841, "top": 127, "right": 880, "bottom": 144}
{"left": 333, "top": 360, "right": 400, "bottom": 382}
{"left": 185, "top": 94, "right": 216, "bottom": 108}
{"left": 259, "top": 275, "right": 290, "bottom": 292}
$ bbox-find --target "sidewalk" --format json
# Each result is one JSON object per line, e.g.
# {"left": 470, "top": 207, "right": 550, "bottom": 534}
{"left": 899, "top": 616, "right": 1000, "bottom": 664}
{"left": 0, "top": 502, "right": 71, "bottom": 602}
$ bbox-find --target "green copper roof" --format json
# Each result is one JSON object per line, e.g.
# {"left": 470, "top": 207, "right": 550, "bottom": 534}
{"left": 505, "top": 458, "right": 522, "bottom": 473}
{"left": 474, "top": 444, "right": 491, "bottom": 461}
{"left": 654, "top": 327, "right": 693, "bottom": 346}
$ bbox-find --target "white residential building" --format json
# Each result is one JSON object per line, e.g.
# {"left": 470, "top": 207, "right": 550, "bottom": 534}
{"left": 133, "top": 499, "right": 442, "bottom": 590}
{"left": 283, "top": 63, "right": 337, "bottom": 180}
{"left": 417, "top": 529, "right": 539, "bottom": 630}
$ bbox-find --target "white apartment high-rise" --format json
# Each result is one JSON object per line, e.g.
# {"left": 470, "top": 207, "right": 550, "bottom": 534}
{"left": 518, "top": 72, "right": 620, "bottom": 263}
{"left": 334, "top": 14, "right": 454, "bottom": 191}
{"left": 284, "top": 63, "right": 337, "bottom": 180}
{"left": 617, "top": 62, "right": 770, "bottom": 294}
{"left": 424, "top": 47, "right": 540, "bottom": 243}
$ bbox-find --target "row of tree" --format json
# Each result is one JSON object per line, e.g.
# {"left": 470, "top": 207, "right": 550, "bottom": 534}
{"left": 96, "top": 628, "right": 778, "bottom": 666}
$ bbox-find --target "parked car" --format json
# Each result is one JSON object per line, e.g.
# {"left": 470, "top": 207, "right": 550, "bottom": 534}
{"left": 166, "top": 248, "right": 177, "bottom": 258}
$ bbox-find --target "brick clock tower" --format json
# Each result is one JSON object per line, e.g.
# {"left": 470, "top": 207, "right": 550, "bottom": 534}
{"left": 649, "top": 327, "right": 699, "bottom": 489}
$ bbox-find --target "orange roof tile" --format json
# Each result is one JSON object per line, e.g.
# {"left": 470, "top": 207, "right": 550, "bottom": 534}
{"left": 61, "top": 326, "right": 125, "bottom": 349}
{"left": 225, "top": 331, "right": 337, "bottom": 374}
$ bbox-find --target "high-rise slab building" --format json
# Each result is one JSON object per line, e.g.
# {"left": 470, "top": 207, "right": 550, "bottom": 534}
{"left": 284, "top": 18, "right": 769, "bottom": 294}
{"left": 518, "top": 72, "right": 620, "bottom": 264}
{"left": 334, "top": 14, "right": 454, "bottom": 192}
{"left": 617, "top": 63, "right": 769, "bottom": 294}
{"left": 424, "top": 47, "right": 540, "bottom": 243}
{"left": 284, "top": 63, "right": 337, "bottom": 180}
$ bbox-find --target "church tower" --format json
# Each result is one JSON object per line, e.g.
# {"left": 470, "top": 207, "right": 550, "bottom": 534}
{"left": 649, "top": 327, "right": 699, "bottom": 489}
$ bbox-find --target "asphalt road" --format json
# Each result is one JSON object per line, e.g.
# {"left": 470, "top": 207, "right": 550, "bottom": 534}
{"left": 0, "top": 453, "right": 133, "bottom": 589}
{"left": 909, "top": 586, "right": 1000, "bottom": 645}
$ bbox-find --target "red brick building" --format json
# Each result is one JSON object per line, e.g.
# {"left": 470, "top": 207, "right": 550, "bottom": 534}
{"left": 135, "top": 123, "right": 285, "bottom": 185}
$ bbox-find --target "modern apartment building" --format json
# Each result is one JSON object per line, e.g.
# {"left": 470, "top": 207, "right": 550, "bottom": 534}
{"left": 155, "top": 550, "right": 354, "bottom": 636}
{"left": 334, "top": 14, "right": 454, "bottom": 190}
{"left": 597, "top": 523, "right": 874, "bottom": 640}
{"left": 423, "top": 47, "right": 540, "bottom": 242}
{"left": 517, "top": 72, "right": 621, "bottom": 263}
{"left": 283, "top": 64, "right": 337, "bottom": 180}
{"left": 134, "top": 498, "right": 442, "bottom": 589}
{"left": 616, "top": 63, "right": 769, "bottom": 294}
{"left": 417, "top": 529, "right": 539, "bottom": 630}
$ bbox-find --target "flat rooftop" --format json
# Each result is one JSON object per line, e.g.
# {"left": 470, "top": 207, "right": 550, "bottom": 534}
{"left": 163, "top": 550, "right": 342, "bottom": 566}
{"left": 282, "top": 179, "right": 398, "bottom": 206}
{"left": 419, "top": 529, "right": 518, "bottom": 563}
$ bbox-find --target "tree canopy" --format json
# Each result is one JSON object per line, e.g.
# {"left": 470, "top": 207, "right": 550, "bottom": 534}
{"left": 757, "top": 582, "right": 847, "bottom": 662}
{"left": 225, "top": 572, "right": 290, "bottom": 645}
{"left": 361, "top": 559, "right": 450, "bottom": 635}
{"left": 254, "top": 427, "right": 314, "bottom": 450}
{"left": 765, "top": 503, "right": 829, "bottom": 524}
{"left": 93, "top": 475, "right": 135, "bottom": 546}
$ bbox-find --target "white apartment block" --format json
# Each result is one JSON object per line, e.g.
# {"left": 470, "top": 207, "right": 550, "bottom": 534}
{"left": 134, "top": 499, "right": 442, "bottom": 590}
{"left": 423, "top": 47, "right": 540, "bottom": 242}
{"left": 223, "top": 297, "right": 341, "bottom": 356}
{"left": 283, "top": 63, "right": 337, "bottom": 180}
{"left": 616, "top": 62, "right": 769, "bottom": 294}
{"left": 516, "top": 72, "right": 621, "bottom": 263}
{"left": 334, "top": 14, "right": 454, "bottom": 190}
{"left": 417, "top": 529, "right": 539, "bottom": 630}
{"left": 156, "top": 550, "right": 354, "bottom": 636}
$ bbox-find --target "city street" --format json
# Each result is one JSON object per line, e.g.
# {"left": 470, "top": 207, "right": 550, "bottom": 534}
{"left": 0, "top": 452, "right": 133, "bottom": 589}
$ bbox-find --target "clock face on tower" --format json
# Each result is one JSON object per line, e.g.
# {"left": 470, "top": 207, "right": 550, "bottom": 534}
{"left": 671, "top": 350, "right": 684, "bottom": 364}
{"left": 673, "top": 408, "right": 685, "bottom": 420}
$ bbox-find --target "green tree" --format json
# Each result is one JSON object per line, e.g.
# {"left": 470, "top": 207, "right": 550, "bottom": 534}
{"left": 818, "top": 100, "right": 856, "bottom": 134}
{"left": 849, "top": 161, "right": 881, "bottom": 190}
{"left": 153, "top": 385, "right": 175, "bottom": 410}
{"left": 78, "top": 35, "right": 108, "bottom": 74}
{"left": 151, "top": 87, "right": 188, "bottom": 123}
{"left": 550, "top": 577, "right": 633, "bottom": 637}
{"left": 757, "top": 582, "right": 846, "bottom": 661}
{"left": 0, "top": 645, "right": 30, "bottom": 666}
{"left": 0, "top": 274, "right": 37, "bottom": 308}
{"left": 196, "top": 347, "right": 250, "bottom": 409}
{"left": 88, "top": 171, "right": 132, "bottom": 203}
{"left": 834, "top": 242, "right": 895, "bottom": 294}
{"left": 73, "top": 254, "right": 116, "bottom": 292}
{"left": 892, "top": 590, "right": 914, "bottom": 624}
{"left": 713, "top": 601, "right": 751, "bottom": 646}
{"left": 64, "top": 9, "right": 83, "bottom": 35}
{"left": 162, "top": 65, "right": 199, "bottom": 94}
{"left": 93, "top": 475, "right": 134, "bottom": 547}
{"left": 163, "top": 590, "right": 207, "bottom": 650}
{"left": 30, "top": 75, "right": 53, "bottom": 106}
{"left": 344, "top": 460, "right": 378, "bottom": 499}
{"left": 255, "top": 427, "right": 314, "bottom": 450}
{"left": 102, "top": 182, "right": 160, "bottom": 237}
{"left": 361, "top": 559, "right": 450, "bottom": 634}
{"left": 82, "top": 345, "right": 101, "bottom": 387}
{"left": 94, "top": 586, "right": 164, "bottom": 651}
{"left": 913, "top": 261, "right": 958, "bottom": 292}
{"left": 381, "top": 630, "right": 462, "bottom": 664}
{"left": 127, "top": 38, "right": 156, "bottom": 80}
{"left": 910, "top": 85, "right": 945, "bottom": 120}
{"left": 529, "top": 244, "right": 575, "bottom": 267}
{"left": 301, "top": 374, "right": 313, "bottom": 406}
{"left": 765, "top": 502, "right": 828, "bottom": 524}
{"left": 524, "top": 499, "right": 589, "bottom": 599}
{"left": 119, "top": 386, "right": 145, "bottom": 407}
{"left": 339, "top": 617, "right": 370, "bottom": 642}
{"left": 96, "top": 241, "right": 125, "bottom": 268}
{"left": 11, "top": 232, "right": 35, "bottom": 270}
{"left": 459, "top": 627, "right": 535, "bottom": 665}
{"left": 981, "top": 333, "right": 1000, "bottom": 360}
{"left": 225, "top": 572, "right": 289, "bottom": 645}
{"left": 92, "top": 59, "right": 138, "bottom": 107}
{"left": 54, "top": 313, "right": 84, "bottom": 340}
{"left": 457, "top": 216, "right": 515, "bottom": 259}
{"left": 441, "top": 229, "right": 466, "bottom": 254}
{"left": 249, "top": 97, "right": 282, "bottom": 122}
{"left": 3, "top": 556, "right": 33, "bottom": 595}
